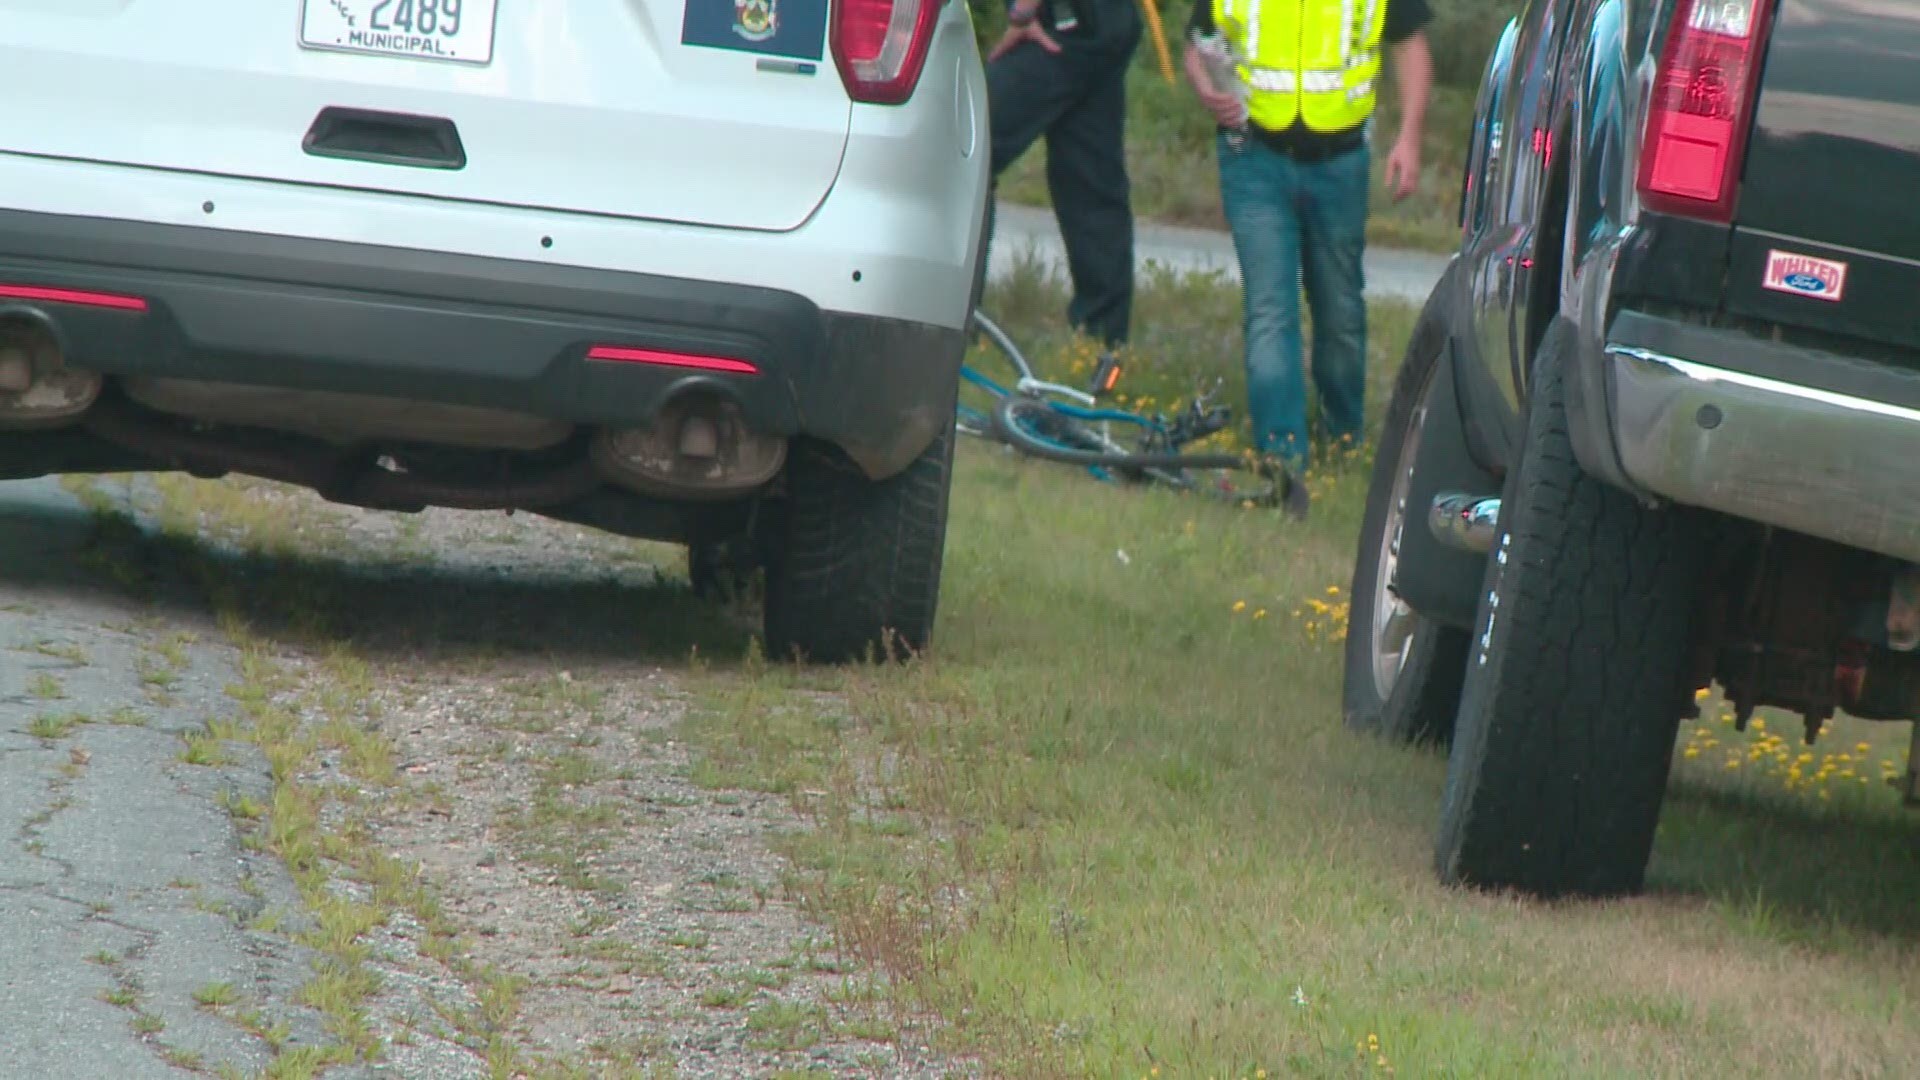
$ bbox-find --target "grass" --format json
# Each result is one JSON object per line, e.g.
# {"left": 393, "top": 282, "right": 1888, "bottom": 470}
{"left": 58, "top": 474, "right": 704, "bottom": 1080}
{"left": 983, "top": 0, "right": 1498, "bottom": 253}
{"left": 38, "top": 249, "right": 1920, "bottom": 1075}
{"left": 675, "top": 266, "right": 1920, "bottom": 1077}
{"left": 27, "top": 711, "right": 88, "bottom": 741}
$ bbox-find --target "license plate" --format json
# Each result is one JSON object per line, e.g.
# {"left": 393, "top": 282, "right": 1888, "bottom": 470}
{"left": 299, "top": 0, "right": 500, "bottom": 66}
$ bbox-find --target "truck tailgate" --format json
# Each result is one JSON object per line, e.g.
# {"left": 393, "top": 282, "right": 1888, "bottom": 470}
{"left": 1726, "top": 0, "right": 1920, "bottom": 354}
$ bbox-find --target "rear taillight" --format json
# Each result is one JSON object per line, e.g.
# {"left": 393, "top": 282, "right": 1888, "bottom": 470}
{"left": 586, "top": 345, "right": 759, "bottom": 374}
{"left": 0, "top": 284, "right": 149, "bottom": 312}
{"left": 1636, "top": 0, "right": 1775, "bottom": 221}
{"left": 831, "top": 0, "right": 940, "bottom": 105}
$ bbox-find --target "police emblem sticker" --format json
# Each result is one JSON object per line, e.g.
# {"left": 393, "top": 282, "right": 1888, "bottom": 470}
{"left": 734, "top": 0, "right": 777, "bottom": 41}
{"left": 682, "top": 0, "right": 824, "bottom": 59}
{"left": 1763, "top": 249, "right": 1848, "bottom": 303}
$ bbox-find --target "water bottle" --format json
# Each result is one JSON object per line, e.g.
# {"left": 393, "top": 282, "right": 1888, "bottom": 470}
{"left": 1191, "top": 31, "right": 1252, "bottom": 151}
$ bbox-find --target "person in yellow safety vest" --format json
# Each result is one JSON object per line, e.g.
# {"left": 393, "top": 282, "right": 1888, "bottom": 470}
{"left": 1183, "top": 0, "right": 1433, "bottom": 520}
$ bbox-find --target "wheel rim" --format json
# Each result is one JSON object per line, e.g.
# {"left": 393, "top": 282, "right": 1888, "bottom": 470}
{"left": 1370, "top": 363, "right": 1437, "bottom": 702}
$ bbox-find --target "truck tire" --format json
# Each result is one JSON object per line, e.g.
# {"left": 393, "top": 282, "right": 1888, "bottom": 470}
{"left": 1342, "top": 306, "right": 1471, "bottom": 747}
{"left": 762, "top": 419, "right": 955, "bottom": 664}
{"left": 1434, "top": 317, "right": 1707, "bottom": 898}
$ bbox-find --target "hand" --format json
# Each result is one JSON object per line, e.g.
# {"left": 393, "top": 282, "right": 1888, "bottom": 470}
{"left": 1384, "top": 133, "right": 1421, "bottom": 202}
{"left": 1194, "top": 86, "right": 1248, "bottom": 129}
{"left": 988, "top": 12, "right": 1060, "bottom": 60}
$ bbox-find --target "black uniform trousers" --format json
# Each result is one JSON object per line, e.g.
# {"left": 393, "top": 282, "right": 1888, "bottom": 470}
{"left": 986, "top": 4, "right": 1141, "bottom": 348}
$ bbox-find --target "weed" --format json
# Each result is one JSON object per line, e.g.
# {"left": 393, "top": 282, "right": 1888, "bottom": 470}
{"left": 20, "top": 639, "right": 88, "bottom": 664}
{"left": 27, "top": 711, "right": 86, "bottom": 740}
{"left": 179, "top": 725, "right": 237, "bottom": 767}
{"left": 194, "top": 981, "right": 241, "bottom": 1008}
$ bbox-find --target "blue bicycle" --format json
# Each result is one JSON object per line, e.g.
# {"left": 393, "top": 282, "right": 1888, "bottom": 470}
{"left": 959, "top": 308, "right": 1288, "bottom": 505}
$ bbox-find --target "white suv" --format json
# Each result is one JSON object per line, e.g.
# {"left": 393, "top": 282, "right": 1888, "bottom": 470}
{"left": 0, "top": 0, "right": 992, "bottom": 661}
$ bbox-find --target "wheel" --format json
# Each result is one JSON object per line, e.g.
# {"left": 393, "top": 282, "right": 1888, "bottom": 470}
{"left": 991, "top": 394, "right": 1108, "bottom": 457}
{"left": 1434, "top": 317, "right": 1708, "bottom": 898}
{"left": 1342, "top": 315, "right": 1472, "bottom": 747}
{"left": 688, "top": 533, "right": 761, "bottom": 603}
{"left": 762, "top": 418, "right": 955, "bottom": 664}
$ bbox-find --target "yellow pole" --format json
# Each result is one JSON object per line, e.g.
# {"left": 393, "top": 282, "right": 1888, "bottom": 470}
{"left": 1138, "top": 0, "right": 1176, "bottom": 85}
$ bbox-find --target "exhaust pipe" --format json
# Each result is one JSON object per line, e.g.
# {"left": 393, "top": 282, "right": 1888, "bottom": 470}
{"left": 0, "top": 314, "right": 102, "bottom": 430}
{"left": 81, "top": 399, "right": 603, "bottom": 513}
{"left": 591, "top": 393, "right": 785, "bottom": 500}
{"left": 1429, "top": 493, "right": 1501, "bottom": 555}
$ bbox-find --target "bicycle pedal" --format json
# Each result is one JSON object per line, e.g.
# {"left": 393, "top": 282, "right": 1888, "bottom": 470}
{"left": 1089, "top": 353, "right": 1123, "bottom": 398}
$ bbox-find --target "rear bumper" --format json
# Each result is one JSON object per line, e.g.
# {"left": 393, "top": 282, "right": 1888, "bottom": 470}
{"left": 0, "top": 209, "right": 963, "bottom": 480}
{"left": 1602, "top": 310, "right": 1920, "bottom": 564}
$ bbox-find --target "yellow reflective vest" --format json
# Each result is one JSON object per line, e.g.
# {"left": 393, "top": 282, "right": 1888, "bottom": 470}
{"left": 1210, "top": 0, "right": 1387, "bottom": 133}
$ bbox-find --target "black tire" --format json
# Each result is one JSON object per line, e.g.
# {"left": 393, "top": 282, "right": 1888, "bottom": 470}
{"left": 762, "top": 418, "right": 955, "bottom": 664}
{"left": 970, "top": 192, "right": 996, "bottom": 316}
{"left": 688, "top": 534, "right": 761, "bottom": 604}
{"left": 1342, "top": 319, "right": 1472, "bottom": 747}
{"left": 1434, "top": 317, "right": 1708, "bottom": 898}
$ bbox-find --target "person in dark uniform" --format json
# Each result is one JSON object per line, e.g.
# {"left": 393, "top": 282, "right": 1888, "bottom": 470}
{"left": 985, "top": 0, "right": 1143, "bottom": 348}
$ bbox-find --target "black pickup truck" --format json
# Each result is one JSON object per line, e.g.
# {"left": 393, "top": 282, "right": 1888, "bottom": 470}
{"left": 1341, "top": 0, "right": 1920, "bottom": 897}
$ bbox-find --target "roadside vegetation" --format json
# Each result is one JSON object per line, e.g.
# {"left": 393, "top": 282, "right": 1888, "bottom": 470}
{"left": 681, "top": 261, "right": 1920, "bottom": 1076}
{"left": 971, "top": 0, "right": 1523, "bottom": 252}
{"left": 34, "top": 266, "right": 1920, "bottom": 1075}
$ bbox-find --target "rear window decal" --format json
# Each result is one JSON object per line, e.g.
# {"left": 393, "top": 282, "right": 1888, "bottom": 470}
{"left": 682, "top": 0, "right": 826, "bottom": 61}
{"left": 1763, "top": 250, "right": 1848, "bottom": 303}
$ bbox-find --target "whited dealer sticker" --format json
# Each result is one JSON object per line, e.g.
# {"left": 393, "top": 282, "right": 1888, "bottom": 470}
{"left": 1763, "top": 249, "right": 1849, "bottom": 303}
{"left": 300, "top": 0, "right": 501, "bottom": 66}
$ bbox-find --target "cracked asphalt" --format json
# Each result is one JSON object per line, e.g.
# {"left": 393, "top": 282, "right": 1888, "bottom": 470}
{"left": 1, "top": 478, "right": 361, "bottom": 1079}
{"left": 0, "top": 474, "right": 971, "bottom": 1080}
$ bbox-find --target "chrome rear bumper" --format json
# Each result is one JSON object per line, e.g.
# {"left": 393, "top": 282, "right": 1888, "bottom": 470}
{"left": 1608, "top": 345, "right": 1920, "bottom": 564}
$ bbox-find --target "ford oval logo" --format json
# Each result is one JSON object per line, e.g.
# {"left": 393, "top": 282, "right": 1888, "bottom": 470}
{"left": 1783, "top": 272, "right": 1828, "bottom": 293}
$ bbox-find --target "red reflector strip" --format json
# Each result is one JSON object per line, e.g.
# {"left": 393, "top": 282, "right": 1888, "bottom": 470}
{"left": 586, "top": 345, "right": 758, "bottom": 374}
{"left": 0, "top": 284, "right": 149, "bottom": 312}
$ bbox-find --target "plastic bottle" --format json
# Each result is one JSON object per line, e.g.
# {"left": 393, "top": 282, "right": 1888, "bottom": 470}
{"left": 1190, "top": 30, "right": 1252, "bottom": 151}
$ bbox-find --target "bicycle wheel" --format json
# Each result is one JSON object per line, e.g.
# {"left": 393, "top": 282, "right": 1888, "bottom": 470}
{"left": 991, "top": 394, "right": 1258, "bottom": 473}
{"left": 957, "top": 361, "right": 1013, "bottom": 443}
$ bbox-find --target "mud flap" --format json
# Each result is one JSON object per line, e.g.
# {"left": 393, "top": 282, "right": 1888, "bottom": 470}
{"left": 1394, "top": 339, "right": 1504, "bottom": 632}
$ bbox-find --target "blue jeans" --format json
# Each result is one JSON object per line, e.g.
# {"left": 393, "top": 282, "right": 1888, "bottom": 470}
{"left": 1217, "top": 132, "right": 1370, "bottom": 473}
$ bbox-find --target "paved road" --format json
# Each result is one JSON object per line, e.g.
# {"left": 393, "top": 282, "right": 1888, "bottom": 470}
{"left": 987, "top": 200, "right": 1452, "bottom": 303}
{"left": 0, "top": 475, "right": 969, "bottom": 1079}
{"left": 0, "top": 479, "right": 359, "bottom": 1079}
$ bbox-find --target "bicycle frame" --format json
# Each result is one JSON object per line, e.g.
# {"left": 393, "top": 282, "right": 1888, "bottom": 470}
{"left": 960, "top": 307, "right": 1279, "bottom": 504}
{"left": 967, "top": 311, "right": 1101, "bottom": 409}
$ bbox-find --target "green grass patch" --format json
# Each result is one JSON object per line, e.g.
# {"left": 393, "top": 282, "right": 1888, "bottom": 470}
{"left": 679, "top": 268, "right": 1920, "bottom": 1077}
{"left": 27, "top": 711, "right": 88, "bottom": 741}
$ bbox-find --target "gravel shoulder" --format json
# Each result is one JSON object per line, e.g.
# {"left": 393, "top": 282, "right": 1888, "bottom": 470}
{"left": 1, "top": 473, "right": 973, "bottom": 1079}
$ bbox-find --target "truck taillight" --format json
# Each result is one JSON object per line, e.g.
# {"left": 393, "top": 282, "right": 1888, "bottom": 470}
{"left": 1635, "top": 0, "right": 1775, "bottom": 222}
{"left": 831, "top": 0, "right": 940, "bottom": 105}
